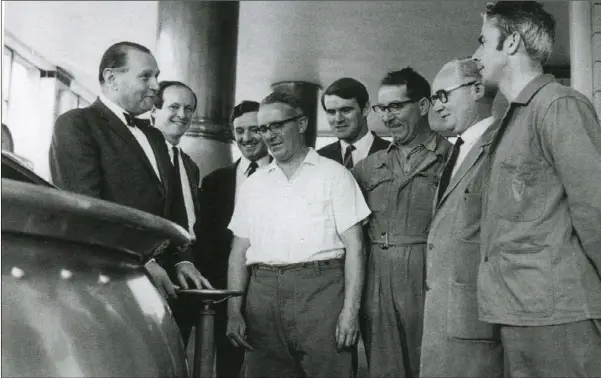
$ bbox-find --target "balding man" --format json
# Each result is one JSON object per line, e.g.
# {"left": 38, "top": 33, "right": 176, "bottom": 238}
{"left": 50, "top": 42, "right": 209, "bottom": 302}
{"left": 226, "top": 92, "right": 370, "bottom": 377}
{"left": 420, "top": 58, "right": 503, "bottom": 377}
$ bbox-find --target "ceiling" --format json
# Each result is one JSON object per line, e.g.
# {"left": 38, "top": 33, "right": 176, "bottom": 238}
{"left": 3, "top": 1, "right": 570, "bottom": 133}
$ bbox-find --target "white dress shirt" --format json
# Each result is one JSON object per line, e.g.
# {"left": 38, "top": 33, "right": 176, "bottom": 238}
{"left": 340, "top": 130, "right": 375, "bottom": 165}
{"left": 234, "top": 154, "right": 272, "bottom": 203}
{"left": 166, "top": 143, "right": 198, "bottom": 240}
{"left": 452, "top": 116, "right": 495, "bottom": 177}
{"left": 99, "top": 94, "right": 161, "bottom": 181}
{"left": 228, "top": 148, "right": 371, "bottom": 265}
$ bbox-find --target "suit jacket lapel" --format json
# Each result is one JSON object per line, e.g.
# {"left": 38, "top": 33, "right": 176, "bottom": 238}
{"left": 435, "top": 120, "right": 500, "bottom": 210}
{"left": 369, "top": 133, "right": 391, "bottom": 154}
{"left": 181, "top": 153, "right": 200, "bottom": 214}
{"left": 92, "top": 99, "right": 163, "bottom": 187}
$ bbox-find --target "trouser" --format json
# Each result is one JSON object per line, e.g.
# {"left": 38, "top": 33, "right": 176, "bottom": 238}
{"left": 214, "top": 301, "right": 245, "bottom": 378}
{"left": 501, "top": 319, "right": 601, "bottom": 377}
{"left": 244, "top": 259, "right": 354, "bottom": 378}
{"left": 361, "top": 244, "right": 425, "bottom": 378}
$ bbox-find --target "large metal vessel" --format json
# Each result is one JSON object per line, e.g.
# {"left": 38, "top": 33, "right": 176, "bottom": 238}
{"left": 1, "top": 154, "right": 190, "bottom": 377}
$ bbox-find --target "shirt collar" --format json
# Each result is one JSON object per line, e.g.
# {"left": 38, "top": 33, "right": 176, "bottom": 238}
{"left": 267, "top": 148, "right": 318, "bottom": 172}
{"left": 240, "top": 154, "right": 272, "bottom": 172}
{"left": 386, "top": 131, "right": 438, "bottom": 153}
{"left": 99, "top": 94, "right": 130, "bottom": 126}
{"left": 513, "top": 74, "right": 555, "bottom": 105}
{"left": 459, "top": 116, "right": 495, "bottom": 145}
{"left": 340, "top": 130, "right": 374, "bottom": 152}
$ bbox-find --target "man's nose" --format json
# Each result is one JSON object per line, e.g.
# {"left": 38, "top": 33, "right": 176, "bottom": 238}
{"left": 149, "top": 76, "right": 159, "bottom": 91}
{"left": 334, "top": 111, "right": 344, "bottom": 122}
{"left": 243, "top": 128, "right": 254, "bottom": 141}
{"left": 380, "top": 110, "right": 391, "bottom": 123}
{"left": 432, "top": 99, "right": 444, "bottom": 113}
{"left": 177, "top": 107, "right": 186, "bottom": 119}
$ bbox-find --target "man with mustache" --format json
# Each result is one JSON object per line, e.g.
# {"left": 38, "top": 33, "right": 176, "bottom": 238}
{"left": 226, "top": 92, "right": 370, "bottom": 377}
{"left": 473, "top": 2, "right": 601, "bottom": 376}
{"left": 351, "top": 68, "right": 452, "bottom": 377}
{"left": 318, "top": 77, "right": 389, "bottom": 168}
{"left": 420, "top": 58, "right": 503, "bottom": 377}
{"left": 197, "top": 100, "right": 270, "bottom": 377}
{"left": 50, "top": 42, "right": 208, "bottom": 303}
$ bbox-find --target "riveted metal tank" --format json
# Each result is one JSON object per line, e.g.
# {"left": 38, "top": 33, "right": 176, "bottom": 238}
{"left": 1, "top": 154, "right": 190, "bottom": 377}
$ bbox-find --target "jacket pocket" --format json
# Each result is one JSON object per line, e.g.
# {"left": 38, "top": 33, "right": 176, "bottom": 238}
{"left": 497, "top": 161, "right": 547, "bottom": 222}
{"left": 455, "top": 193, "right": 482, "bottom": 242}
{"left": 498, "top": 247, "right": 553, "bottom": 315}
{"left": 447, "top": 281, "right": 499, "bottom": 342}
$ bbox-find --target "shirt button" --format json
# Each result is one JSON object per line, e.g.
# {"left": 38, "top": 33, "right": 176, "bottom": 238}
{"left": 484, "top": 256, "right": 489, "bottom": 262}
{"left": 425, "top": 282, "right": 431, "bottom": 291}
{"left": 428, "top": 244, "right": 434, "bottom": 250}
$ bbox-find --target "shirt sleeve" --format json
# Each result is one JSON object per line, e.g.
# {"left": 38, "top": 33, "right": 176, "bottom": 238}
{"left": 331, "top": 166, "right": 372, "bottom": 234}
{"left": 228, "top": 180, "right": 251, "bottom": 239}
{"left": 540, "top": 96, "right": 601, "bottom": 271}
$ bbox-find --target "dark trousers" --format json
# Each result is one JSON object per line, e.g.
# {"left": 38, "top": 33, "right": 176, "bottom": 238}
{"left": 501, "top": 319, "right": 601, "bottom": 377}
{"left": 244, "top": 259, "right": 354, "bottom": 378}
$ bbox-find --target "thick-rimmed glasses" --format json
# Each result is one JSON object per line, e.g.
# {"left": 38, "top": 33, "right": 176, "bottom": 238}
{"left": 372, "top": 99, "right": 418, "bottom": 115}
{"left": 258, "top": 114, "right": 304, "bottom": 134}
{"left": 430, "top": 81, "right": 477, "bottom": 104}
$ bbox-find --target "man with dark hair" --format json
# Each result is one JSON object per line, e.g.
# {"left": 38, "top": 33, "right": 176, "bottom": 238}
{"left": 420, "top": 58, "right": 503, "bottom": 377}
{"left": 318, "top": 77, "right": 389, "bottom": 168}
{"left": 50, "top": 42, "right": 210, "bottom": 303}
{"left": 473, "top": 2, "right": 601, "bottom": 376}
{"left": 226, "top": 91, "right": 370, "bottom": 377}
{"left": 196, "top": 100, "right": 270, "bottom": 377}
{"left": 351, "top": 67, "right": 452, "bottom": 377}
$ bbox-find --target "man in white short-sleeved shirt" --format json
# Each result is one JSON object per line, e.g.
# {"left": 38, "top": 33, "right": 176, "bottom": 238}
{"left": 226, "top": 92, "right": 370, "bottom": 378}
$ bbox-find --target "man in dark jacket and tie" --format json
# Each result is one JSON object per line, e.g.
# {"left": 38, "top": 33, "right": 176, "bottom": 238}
{"left": 50, "top": 41, "right": 210, "bottom": 301}
{"left": 197, "top": 100, "right": 270, "bottom": 377}
{"left": 318, "top": 77, "right": 389, "bottom": 168}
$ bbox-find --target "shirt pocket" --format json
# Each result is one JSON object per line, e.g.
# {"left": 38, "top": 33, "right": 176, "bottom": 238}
{"left": 497, "top": 160, "right": 547, "bottom": 222}
{"left": 410, "top": 172, "right": 438, "bottom": 213}
{"left": 446, "top": 281, "right": 500, "bottom": 342}
{"left": 363, "top": 174, "right": 394, "bottom": 212}
{"left": 305, "top": 198, "right": 333, "bottom": 233}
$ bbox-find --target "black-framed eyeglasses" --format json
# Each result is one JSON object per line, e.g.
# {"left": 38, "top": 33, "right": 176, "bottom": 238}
{"left": 430, "top": 81, "right": 477, "bottom": 105}
{"left": 258, "top": 114, "right": 304, "bottom": 134}
{"left": 372, "top": 99, "right": 418, "bottom": 115}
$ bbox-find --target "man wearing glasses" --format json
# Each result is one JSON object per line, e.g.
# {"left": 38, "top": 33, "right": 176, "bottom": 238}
{"left": 420, "top": 58, "right": 503, "bottom": 377}
{"left": 351, "top": 68, "right": 451, "bottom": 378}
{"left": 226, "top": 92, "right": 370, "bottom": 377}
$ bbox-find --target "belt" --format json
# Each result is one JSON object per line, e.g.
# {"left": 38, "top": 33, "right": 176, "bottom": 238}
{"left": 368, "top": 232, "right": 427, "bottom": 249}
{"left": 249, "top": 258, "right": 342, "bottom": 272}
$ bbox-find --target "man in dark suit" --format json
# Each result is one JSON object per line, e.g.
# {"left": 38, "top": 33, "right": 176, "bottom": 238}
{"left": 197, "top": 100, "right": 270, "bottom": 378}
{"left": 49, "top": 41, "right": 210, "bottom": 302}
{"left": 152, "top": 80, "right": 214, "bottom": 342}
{"left": 318, "top": 77, "right": 389, "bottom": 168}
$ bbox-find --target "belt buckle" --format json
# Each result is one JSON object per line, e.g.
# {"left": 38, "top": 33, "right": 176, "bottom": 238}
{"left": 380, "top": 233, "right": 389, "bottom": 250}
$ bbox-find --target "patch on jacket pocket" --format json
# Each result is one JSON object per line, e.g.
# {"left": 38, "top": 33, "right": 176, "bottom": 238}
{"left": 447, "top": 281, "right": 500, "bottom": 342}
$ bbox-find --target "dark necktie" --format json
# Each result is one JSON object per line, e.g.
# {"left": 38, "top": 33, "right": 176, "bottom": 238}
{"left": 168, "top": 146, "right": 189, "bottom": 230}
{"left": 343, "top": 144, "right": 356, "bottom": 169}
{"left": 437, "top": 137, "right": 464, "bottom": 202}
{"left": 246, "top": 160, "right": 258, "bottom": 177}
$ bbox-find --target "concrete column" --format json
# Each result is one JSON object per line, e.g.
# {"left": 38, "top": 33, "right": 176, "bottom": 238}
{"left": 569, "top": 1, "right": 593, "bottom": 101}
{"left": 156, "top": 1, "right": 240, "bottom": 181}
{"left": 592, "top": 2, "right": 601, "bottom": 116}
{"left": 270, "top": 81, "right": 321, "bottom": 148}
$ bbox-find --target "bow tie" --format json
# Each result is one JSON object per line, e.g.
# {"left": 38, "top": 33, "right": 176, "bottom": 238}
{"left": 123, "top": 113, "right": 148, "bottom": 128}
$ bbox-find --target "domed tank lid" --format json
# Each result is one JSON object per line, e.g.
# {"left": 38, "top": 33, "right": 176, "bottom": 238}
{"left": 1, "top": 179, "right": 190, "bottom": 264}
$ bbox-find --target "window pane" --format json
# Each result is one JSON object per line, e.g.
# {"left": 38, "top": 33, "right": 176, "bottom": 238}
{"left": 3, "top": 48, "right": 12, "bottom": 104}
{"left": 58, "top": 89, "right": 78, "bottom": 116}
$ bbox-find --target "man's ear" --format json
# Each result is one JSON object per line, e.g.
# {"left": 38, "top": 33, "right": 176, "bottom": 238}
{"left": 472, "top": 82, "right": 485, "bottom": 101}
{"left": 298, "top": 115, "right": 308, "bottom": 133}
{"left": 103, "top": 68, "right": 118, "bottom": 89}
{"left": 418, "top": 97, "right": 431, "bottom": 116}
{"left": 362, "top": 100, "right": 371, "bottom": 118}
{"left": 505, "top": 31, "right": 521, "bottom": 56}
